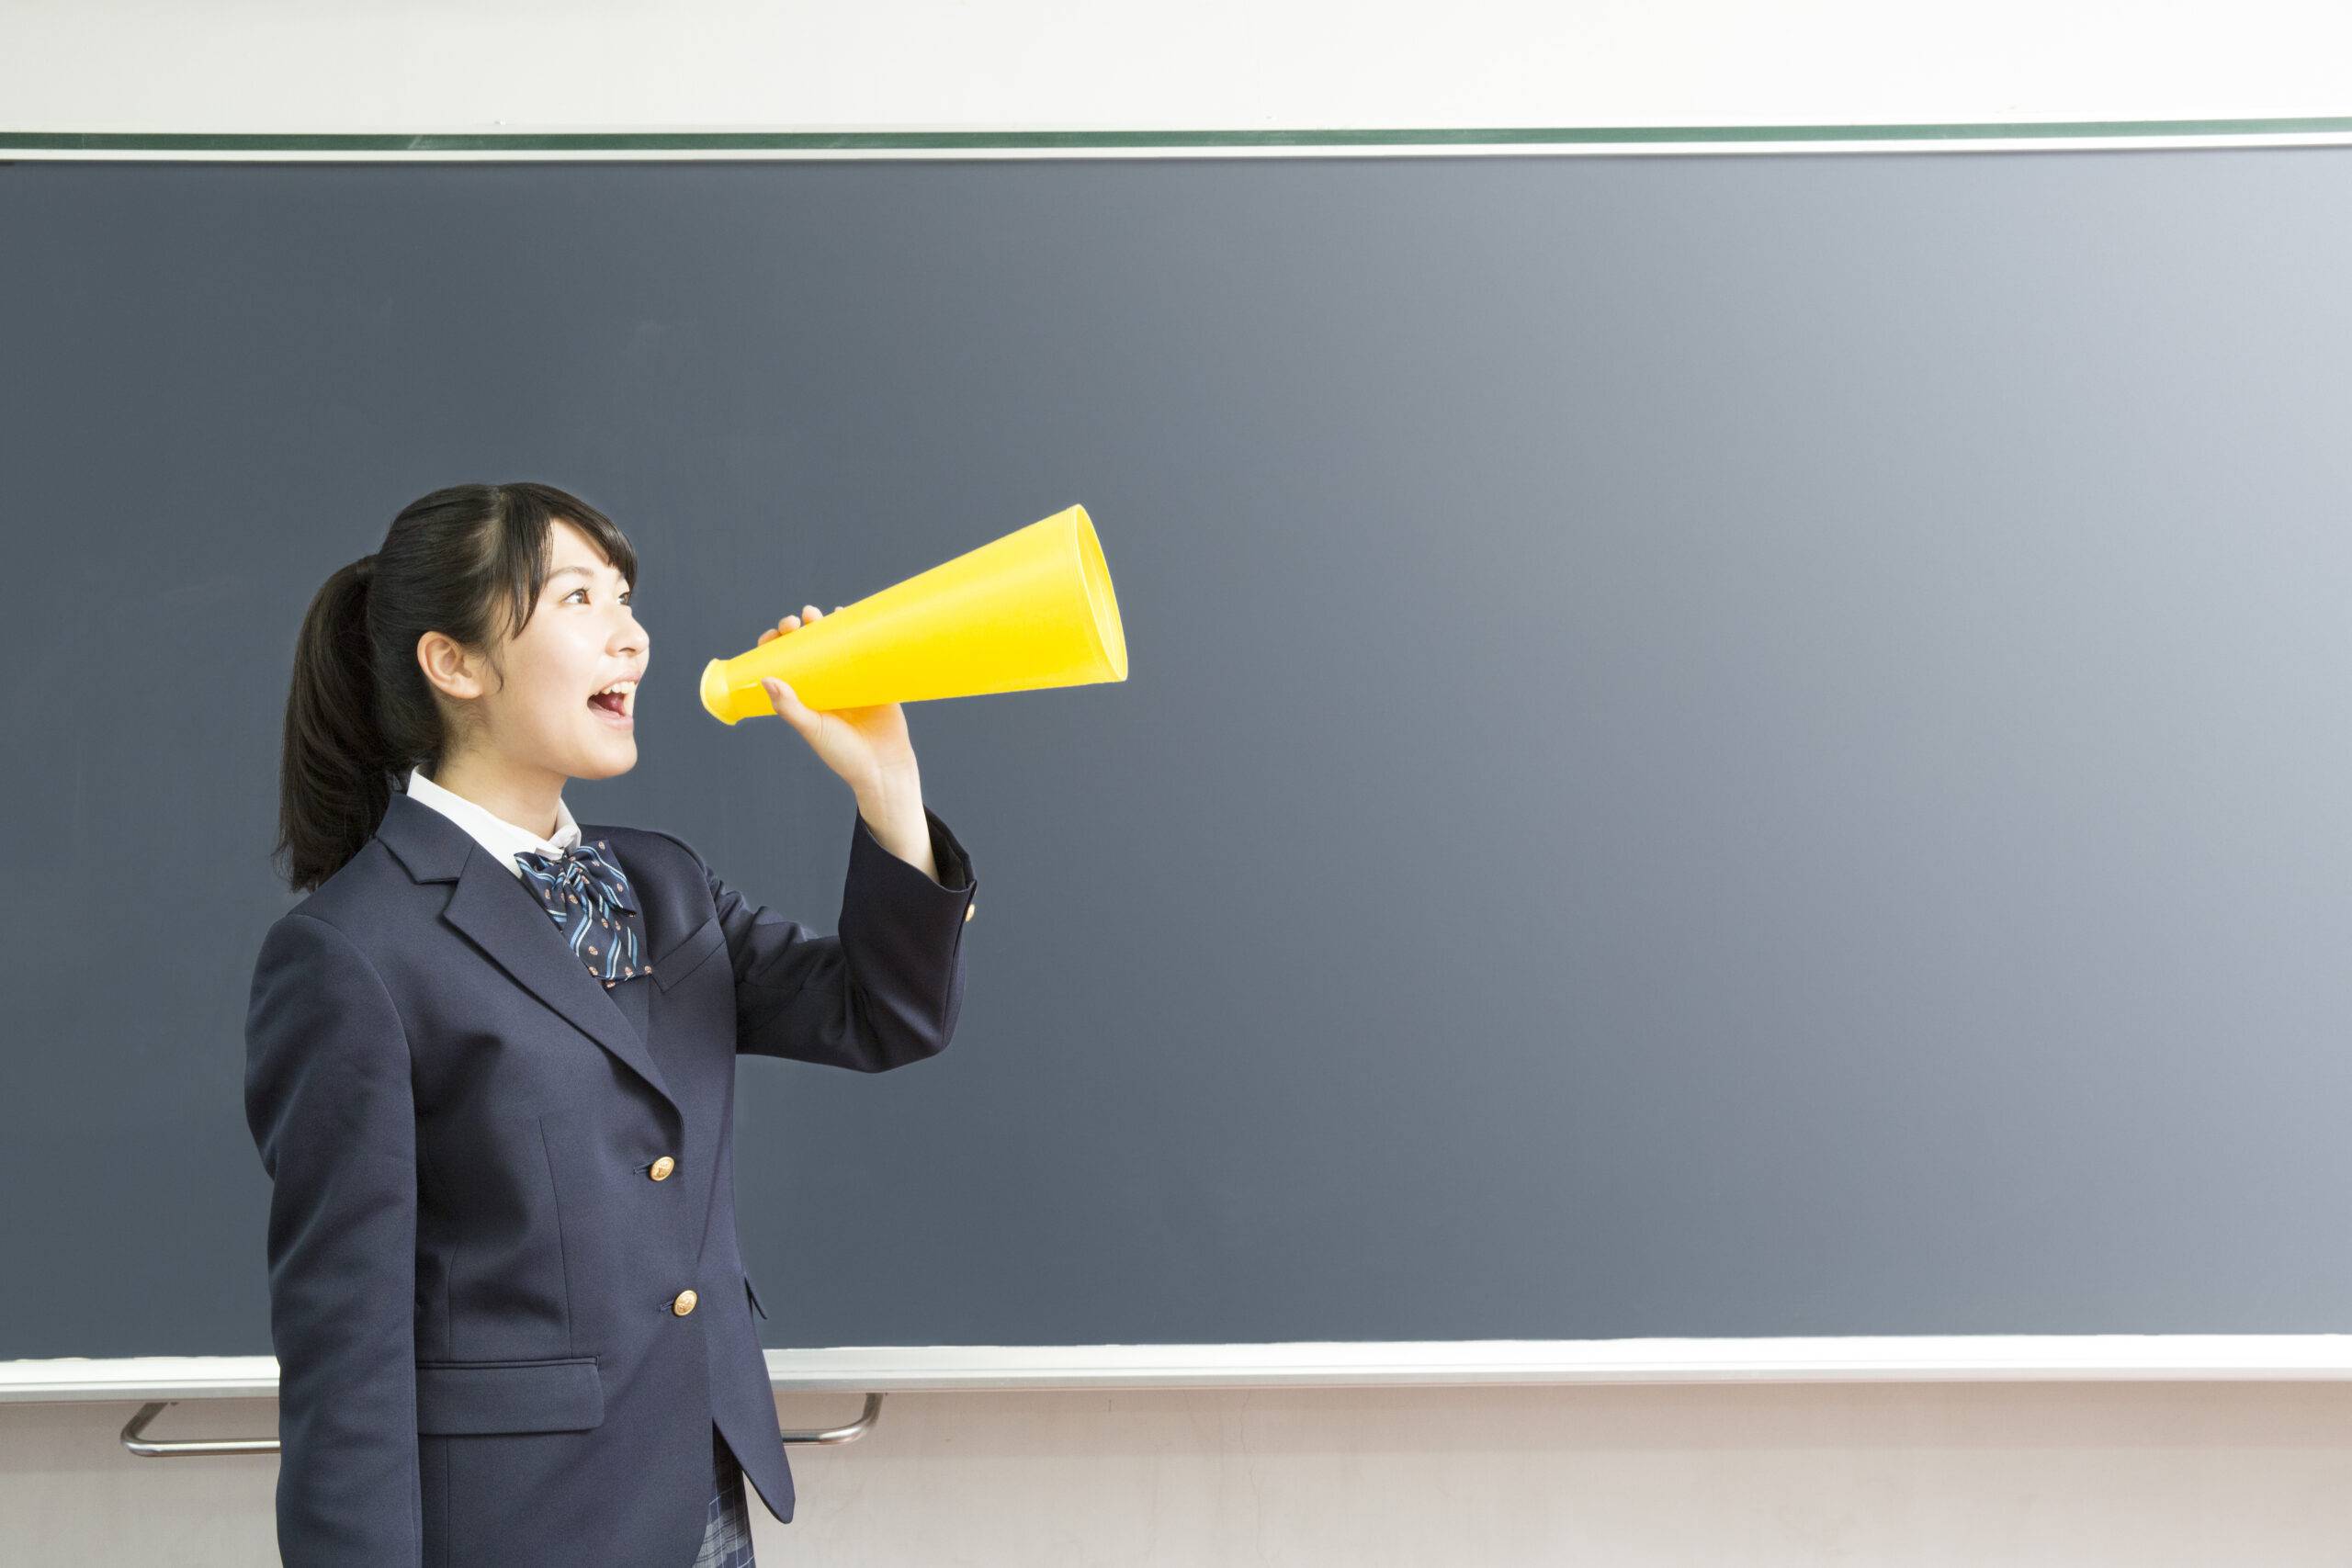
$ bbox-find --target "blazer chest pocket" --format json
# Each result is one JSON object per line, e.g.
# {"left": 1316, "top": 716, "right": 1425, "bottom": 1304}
{"left": 652, "top": 915, "right": 727, "bottom": 992}
{"left": 414, "top": 1355, "right": 605, "bottom": 1435}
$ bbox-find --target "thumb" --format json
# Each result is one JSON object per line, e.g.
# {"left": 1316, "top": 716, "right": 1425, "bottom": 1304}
{"left": 761, "top": 676, "right": 810, "bottom": 728}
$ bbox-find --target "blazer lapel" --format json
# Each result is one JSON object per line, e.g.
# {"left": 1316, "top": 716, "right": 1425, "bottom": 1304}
{"left": 377, "top": 790, "right": 680, "bottom": 1118}
{"left": 608, "top": 964, "right": 652, "bottom": 1043}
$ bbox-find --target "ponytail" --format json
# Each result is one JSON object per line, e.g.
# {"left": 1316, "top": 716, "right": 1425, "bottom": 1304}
{"left": 275, "top": 554, "right": 392, "bottom": 892}
{"left": 269, "top": 484, "right": 638, "bottom": 894}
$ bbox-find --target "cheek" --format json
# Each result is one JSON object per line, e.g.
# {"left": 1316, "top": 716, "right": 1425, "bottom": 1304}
{"left": 558, "top": 683, "right": 602, "bottom": 730}
{"left": 514, "top": 649, "right": 592, "bottom": 725}
{"left": 496, "top": 669, "right": 587, "bottom": 739}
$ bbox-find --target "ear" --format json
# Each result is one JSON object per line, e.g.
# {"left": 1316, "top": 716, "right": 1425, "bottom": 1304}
{"left": 416, "top": 629, "right": 487, "bottom": 702}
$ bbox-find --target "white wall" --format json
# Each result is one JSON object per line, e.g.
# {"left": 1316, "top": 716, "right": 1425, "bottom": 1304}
{"left": 9, "top": 2, "right": 2352, "bottom": 1562}
{"left": 3, "top": 0, "right": 2350, "bottom": 137}
{"left": 18, "top": 1381, "right": 2352, "bottom": 1563}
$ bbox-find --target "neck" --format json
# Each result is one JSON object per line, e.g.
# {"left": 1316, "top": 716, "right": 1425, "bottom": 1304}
{"left": 424, "top": 752, "right": 567, "bottom": 841}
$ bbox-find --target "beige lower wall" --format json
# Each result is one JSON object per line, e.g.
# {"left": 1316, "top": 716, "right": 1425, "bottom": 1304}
{"left": 10, "top": 1380, "right": 2352, "bottom": 1563}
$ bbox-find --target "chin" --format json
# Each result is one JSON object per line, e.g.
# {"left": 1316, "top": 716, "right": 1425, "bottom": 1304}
{"left": 573, "top": 745, "right": 639, "bottom": 782}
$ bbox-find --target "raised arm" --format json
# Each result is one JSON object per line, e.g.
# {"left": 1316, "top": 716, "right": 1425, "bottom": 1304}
{"left": 705, "top": 804, "right": 978, "bottom": 1072}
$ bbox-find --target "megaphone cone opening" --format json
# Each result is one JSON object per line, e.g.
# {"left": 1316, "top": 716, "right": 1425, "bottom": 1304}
{"left": 1069, "top": 505, "right": 1128, "bottom": 682}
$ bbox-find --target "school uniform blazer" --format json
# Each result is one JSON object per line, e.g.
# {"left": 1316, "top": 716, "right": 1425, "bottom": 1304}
{"left": 243, "top": 785, "right": 978, "bottom": 1568}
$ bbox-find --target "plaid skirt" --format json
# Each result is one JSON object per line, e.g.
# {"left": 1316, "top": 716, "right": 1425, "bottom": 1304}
{"left": 693, "top": 1421, "right": 758, "bottom": 1568}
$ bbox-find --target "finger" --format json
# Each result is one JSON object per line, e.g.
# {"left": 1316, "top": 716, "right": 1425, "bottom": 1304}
{"left": 761, "top": 676, "right": 808, "bottom": 726}
{"left": 802, "top": 604, "right": 820, "bottom": 620}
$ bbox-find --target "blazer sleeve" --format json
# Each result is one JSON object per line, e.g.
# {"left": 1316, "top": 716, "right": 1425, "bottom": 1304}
{"left": 243, "top": 910, "right": 423, "bottom": 1568}
{"left": 704, "top": 803, "right": 978, "bottom": 1072}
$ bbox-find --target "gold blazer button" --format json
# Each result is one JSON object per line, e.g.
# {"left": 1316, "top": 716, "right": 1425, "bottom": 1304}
{"left": 649, "top": 1156, "right": 675, "bottom": 1181}
{"left": 673, "top": 1290, "right": 698, "bottom": 1316}
{"left": 964, "top": 903, "right": 977, "bottom": 921}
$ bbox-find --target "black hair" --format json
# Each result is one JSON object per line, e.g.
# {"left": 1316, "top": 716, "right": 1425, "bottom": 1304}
{"left": 272, "top": 481, "right": 639, "bottom": 893}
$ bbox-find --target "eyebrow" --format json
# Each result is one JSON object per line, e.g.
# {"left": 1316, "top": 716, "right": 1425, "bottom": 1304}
{"left": 548, "top": 565, "right": 629, "bottom": 586}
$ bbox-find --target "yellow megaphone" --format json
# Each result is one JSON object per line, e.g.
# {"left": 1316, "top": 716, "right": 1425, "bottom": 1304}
{"left": 698, "top": 503, "right": 1128, "bottom": 723}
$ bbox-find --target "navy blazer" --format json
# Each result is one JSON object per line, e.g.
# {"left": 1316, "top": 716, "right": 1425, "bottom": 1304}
{"left": 243, "top": 785, "right": 978, "bottom": 1567}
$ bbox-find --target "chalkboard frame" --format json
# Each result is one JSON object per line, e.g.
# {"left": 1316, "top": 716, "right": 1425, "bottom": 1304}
{"left": 10, "top": 122, "right": 2352, "bottom": 1399}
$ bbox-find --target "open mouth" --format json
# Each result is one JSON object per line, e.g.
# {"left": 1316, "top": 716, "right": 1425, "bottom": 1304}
{"left": 588, "top": 679, "right": 638, "bottom": 723}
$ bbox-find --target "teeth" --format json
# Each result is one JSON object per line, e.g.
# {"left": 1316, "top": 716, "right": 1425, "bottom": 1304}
{"left": 592, "top": 677, "right": 638, "bottom": 717}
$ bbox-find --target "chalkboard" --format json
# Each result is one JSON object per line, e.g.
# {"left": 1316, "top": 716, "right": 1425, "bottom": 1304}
{"left": 7, "top": 145, "right": 2349, "bottom": 1364}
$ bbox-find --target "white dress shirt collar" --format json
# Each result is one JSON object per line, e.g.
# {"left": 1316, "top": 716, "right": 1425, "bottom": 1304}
{"left": 403, "top": 763, "right": 582, "bottom": 880}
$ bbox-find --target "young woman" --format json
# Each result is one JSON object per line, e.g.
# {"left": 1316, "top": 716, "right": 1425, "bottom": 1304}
{"left": 244, "top": 481, "right": 978, "bottom": 1567}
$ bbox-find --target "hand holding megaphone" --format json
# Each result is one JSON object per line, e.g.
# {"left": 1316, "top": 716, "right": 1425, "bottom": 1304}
{"left": 750, "top": 604, "right": 918, "bottom": 791}
{"left": 700, "top": 504, "right": 1129, "bottom": 725}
